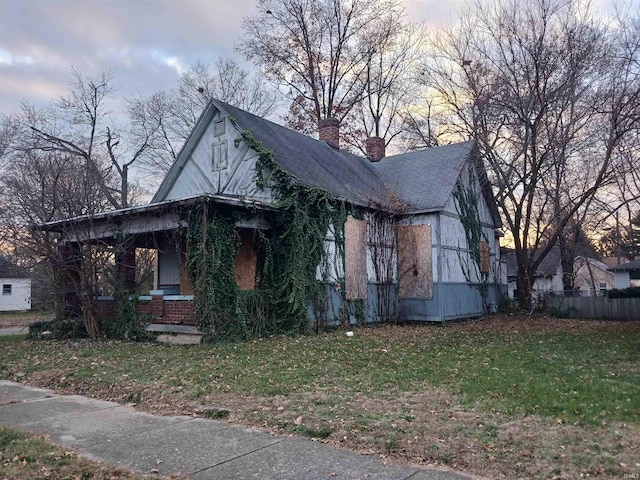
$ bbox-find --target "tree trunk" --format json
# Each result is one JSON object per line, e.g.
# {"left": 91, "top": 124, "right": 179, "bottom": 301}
{"left": 515, "top": 249, "right": 533, "bottom": 310}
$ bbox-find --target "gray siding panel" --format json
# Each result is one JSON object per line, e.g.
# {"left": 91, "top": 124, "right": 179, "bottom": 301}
{"left": 313, "top": 283, "right": 398, "bottom": 327}
{"left": 399, "top": 283, "right": 503, "bottom": 322}
{"left": 313, "top": 282, "right": 505, "bottom": 325}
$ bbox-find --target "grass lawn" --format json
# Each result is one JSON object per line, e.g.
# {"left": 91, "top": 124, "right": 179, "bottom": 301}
{"left": 0, "top": 315, "right": 638, "bottom": 479}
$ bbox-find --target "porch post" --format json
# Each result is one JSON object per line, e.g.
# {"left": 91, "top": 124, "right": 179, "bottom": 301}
{"left": 58, "top": 242, "right": 82, "bottom": 318}
{"left": 117, "top": 241, "right": 136, "bottom": 293}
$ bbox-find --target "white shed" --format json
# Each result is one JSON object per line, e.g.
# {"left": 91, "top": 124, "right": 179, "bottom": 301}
{"left": 0, "top": 278, "right": 32, "bottom": 311}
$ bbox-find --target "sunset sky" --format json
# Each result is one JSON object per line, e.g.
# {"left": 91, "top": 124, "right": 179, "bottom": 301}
{"left": 0, "top": 0, "right": 633, "bottom": 118}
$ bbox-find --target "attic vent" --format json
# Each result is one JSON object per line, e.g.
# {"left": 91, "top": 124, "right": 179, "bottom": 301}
{"left": 214, "top": 119, "right": 225, "bottom": 137}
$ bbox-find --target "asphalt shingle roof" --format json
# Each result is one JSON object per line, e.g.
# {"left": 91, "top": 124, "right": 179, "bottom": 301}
{"left": 372, "top": 141, "right": 475, "bottom": 212}
{"left": 503, "top": 247, "right": 562, "bottom": 278}
{"left": 215, "top": 100, "right": 390, "bottom": 208}
{"left": 608, "top": 259, "right": 640, "bottom": 271}
{"left": 155, "top": 99, "right": 497, "bottom": 218}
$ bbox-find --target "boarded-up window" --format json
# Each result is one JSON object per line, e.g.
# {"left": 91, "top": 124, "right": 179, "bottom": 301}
{"left": 234, "top": 229, "right": 257, "bottom": 290}
{"left": 345, "top": 217, "right": 367, "bottom": 299}
{"left": 398, "top": 224, "right": 432, "bottom": 299}
{"left": 212, "top": 141, "right": 228, "bottom": 171}
{"left": 479, "top": 241, "right": 490, "bottom": 273}
{"left": 180, "top": 238, "right": 194, "bottom": 295}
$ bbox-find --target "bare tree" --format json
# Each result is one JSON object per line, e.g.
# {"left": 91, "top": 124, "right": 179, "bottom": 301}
{"left": 13, "top": 69, "right": 158, "bottom": 209}
{"left": 129, "top": 59, "right": 280, "bottom": 174}
{"left": 341, "top": 22, "right": 427, "bottom": 154}
{"left": 0, "top": 146, "right": 119, "bottom": 336}
{"left": 423, "top": 0, "right": 640, "bottom": 307}
{"left": 239, "top": 0, "right": 403, "bottom": 126}
{"left": 0, "top": 116, "right": 17, "bottom": 173}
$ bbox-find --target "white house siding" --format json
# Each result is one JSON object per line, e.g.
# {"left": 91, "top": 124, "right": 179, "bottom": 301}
{"left": 573, "top": 258, "right": 614, "bottom": 294}
{"left": 163, "top": 112, "right": 273, "bottom": 204}
{"left": 0, "top": 278, "right": 31, "bottom": 311}
{"left": 614, "top": 271, "right": 631, "bottom": 289}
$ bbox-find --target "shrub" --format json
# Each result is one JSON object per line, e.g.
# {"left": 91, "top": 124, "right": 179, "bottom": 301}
{"left": 608, "top": 287, "right": 640, "bottom": 298}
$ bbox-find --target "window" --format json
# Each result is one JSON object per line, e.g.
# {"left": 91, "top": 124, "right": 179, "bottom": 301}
{"left": 599, "top": 282, "right": 607, "bottom": 290}
{"left": 212, "top": 141, "right": 228, "bottom": 171}
{"left": 214, "top": 119, "right": 225, "bottom": 137}
{"left": 2, "top": 284, "right": 11, "bottom": 295}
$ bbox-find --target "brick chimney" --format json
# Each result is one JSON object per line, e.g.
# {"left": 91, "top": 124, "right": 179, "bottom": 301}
{"left": 365, "top": 136, "right": 385, "bottom": 162}
{"left": 318, "top": 117, "right": 340, "bottom": 149}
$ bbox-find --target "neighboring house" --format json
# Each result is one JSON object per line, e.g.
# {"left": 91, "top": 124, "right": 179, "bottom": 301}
{"left": 0, "top": 257, "right": 31, "bottom": 311}
{"left": 573, "top": 256, "right": 615, "bottom": 294}
{"left": 608, "top": 259, "right": 640, "bottom": 289}
{"left": 42, "top": 99, "right": 504, "bottom": 327}
{"left": 503, "top": 247, "right": 563, "bottom": 300}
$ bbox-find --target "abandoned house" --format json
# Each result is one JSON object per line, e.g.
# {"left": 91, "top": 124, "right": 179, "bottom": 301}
{"left": 42, "top": 99, "right": 504, "bottom": 339}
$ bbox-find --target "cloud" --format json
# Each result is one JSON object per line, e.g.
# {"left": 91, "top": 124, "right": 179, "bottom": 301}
{"left": 0, "top": 0, "right": 258, "bottom": 113}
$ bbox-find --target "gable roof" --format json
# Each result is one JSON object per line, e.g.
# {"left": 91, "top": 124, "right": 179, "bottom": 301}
{"left": 153, "top": 99, "right": 499, "bottom": 222}
{"left": 608, "top": 259, "right": 640, "bottom": 271}
{"left": 373, "top": 142, "right": 472, "bottom": 213}
{"left": 574, "top": 256, "right": 611, "bottom": 273}
{"left": 217, "top": 100, "right": 395, "bottom": 207}
{"left": 503, "top": 247, "right": 562, "bottom": 278}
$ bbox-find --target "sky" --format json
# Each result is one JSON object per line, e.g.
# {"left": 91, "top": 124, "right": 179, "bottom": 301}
{"left": 0, "top": 0, "right": 468, "bottom": 117}
{"left": 0, "top": 0, "right": 633, "bottom": 118}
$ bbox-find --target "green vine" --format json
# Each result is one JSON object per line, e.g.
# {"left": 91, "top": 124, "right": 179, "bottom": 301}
{"left": 244, "top": 129, "right": 351, "bottom": 331}
{"left": 186, "top": 206, "right": 250, "bottom": 342}
{"left": 453, "top": 165, "right": 490, "bottom": 306}
{"left": 183, "top": 129, "right": 352, "bottom": 342}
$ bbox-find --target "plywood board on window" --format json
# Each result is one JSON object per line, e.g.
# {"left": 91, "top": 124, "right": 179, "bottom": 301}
{"left": 234, "top": 229, "right": 257, "bottom": 290}
{"left": 345, "top": 217, "right": 367, "bottom": 300}
{"left": 180, "top": 237, "right": 194, "bottom": 295}
{"left": 398, "top": 224, "right": 432, "bottom": 299}
{"left": 479, "top": 240, "right": 490, "bottom": 273}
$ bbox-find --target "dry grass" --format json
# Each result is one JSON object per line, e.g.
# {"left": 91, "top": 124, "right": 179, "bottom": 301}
{"left": 0, "top": 311, "right": 53, "bottom": 328}
{"left": 1, "top": 315, "right": 639, "bottom": 479}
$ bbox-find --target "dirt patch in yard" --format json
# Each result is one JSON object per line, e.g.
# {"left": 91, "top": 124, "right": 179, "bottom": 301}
{"left": 0, "top": 311, "right": 54, "bottom": 328}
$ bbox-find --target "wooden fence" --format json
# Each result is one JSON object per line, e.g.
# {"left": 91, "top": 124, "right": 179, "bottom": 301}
{"left": 547, "top": 296, "right": 640, "bottom": 321}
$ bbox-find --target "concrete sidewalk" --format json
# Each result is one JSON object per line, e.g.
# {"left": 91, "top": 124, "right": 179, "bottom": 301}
{"left": 0, "top": 326, "right": 29, "bottom": 336}
{"left": 0, "top": 381, "right": 477, "bottom": 480}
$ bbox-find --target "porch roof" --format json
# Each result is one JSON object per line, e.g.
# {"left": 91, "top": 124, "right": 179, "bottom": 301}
{"left": 38, "top": 193, "right": 274, "bottom": 243}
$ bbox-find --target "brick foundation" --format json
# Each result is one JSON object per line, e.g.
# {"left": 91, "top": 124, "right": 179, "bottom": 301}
{"left": 96, "top": 293, "right": 194, "bottom": 326}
